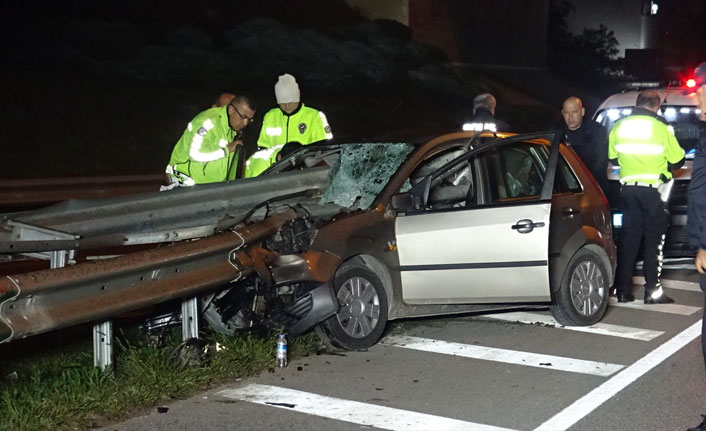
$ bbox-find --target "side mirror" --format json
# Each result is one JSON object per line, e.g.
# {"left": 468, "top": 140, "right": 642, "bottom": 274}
{"left": 391, "top": 192, "right": 415, "bottom": 211}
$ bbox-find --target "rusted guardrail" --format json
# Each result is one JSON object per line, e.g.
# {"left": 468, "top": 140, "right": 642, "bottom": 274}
{"left": 0, "top": 174, "right": 165, "bottom": 211}
{"left": 0, "top": 208, "right": 299, "bottom": 344}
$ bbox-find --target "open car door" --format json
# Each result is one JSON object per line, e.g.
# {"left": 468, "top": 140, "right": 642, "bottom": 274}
{"left": 394, "top": 132, "right": 561, "bottom": 304}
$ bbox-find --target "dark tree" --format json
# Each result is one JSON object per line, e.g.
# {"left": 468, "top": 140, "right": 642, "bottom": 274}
{"left": 548, "top": 0, "right": 621, "bottom": 95}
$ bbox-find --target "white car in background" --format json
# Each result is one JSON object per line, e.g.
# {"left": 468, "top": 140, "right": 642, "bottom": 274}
{"left": 593, "top": 83, "right": 702, "bottom": 257}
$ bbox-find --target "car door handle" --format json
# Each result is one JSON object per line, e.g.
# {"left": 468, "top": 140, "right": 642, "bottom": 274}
{"left": 511, "top": 219, "right": 545, "bottom": 234}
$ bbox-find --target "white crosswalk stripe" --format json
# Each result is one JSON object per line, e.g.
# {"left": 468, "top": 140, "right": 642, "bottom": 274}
{"left": 478, "top": 311, "right": 664, "bottom": 341}
{"left": 608, "top": 297, "right": 702, "bottom": 315}
{"left": 535, "top": 321, "right": 703, "bottom": 431}
{"left": 217, "top": 384, "right": 516, "bottom": 431}
{"left": 381, "top": 335, "right": 624, "bottom": 377}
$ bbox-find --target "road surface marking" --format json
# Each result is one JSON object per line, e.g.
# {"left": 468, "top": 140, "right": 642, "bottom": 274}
{"left": 479, "top": 312, "right": 664, "bottom": 341}
{"left": 609, "top": 297, "right": 701, "bottom": 315}
{"left": 381, "top": 335, "right": 624, "bottom": 377}
{"left": 217, "top": 383, "right": 515, "bottom": 431}
{"left": 632, "top": 276, "right": 702, "bottom": 293}
{"left": 534, "top": 320, "right": 702, "bottom": 431}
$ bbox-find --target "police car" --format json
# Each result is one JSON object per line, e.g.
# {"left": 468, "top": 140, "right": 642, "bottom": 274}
{"left": 593, "top": 81, "right": 703, "bottom": 257}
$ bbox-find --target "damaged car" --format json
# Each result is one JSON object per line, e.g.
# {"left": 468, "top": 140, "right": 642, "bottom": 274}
{"left": 201, "top": 131, "right": 617, "bottom": 349}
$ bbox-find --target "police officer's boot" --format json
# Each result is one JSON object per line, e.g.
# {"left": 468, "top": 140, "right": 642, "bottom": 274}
{"left": 644, "top": 286, "right": 675, "bottom": 304}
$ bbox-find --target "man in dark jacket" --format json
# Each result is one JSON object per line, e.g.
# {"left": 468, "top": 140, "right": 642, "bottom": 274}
{"left": 462, "top": 93, "right": 510, "bottom": 133}
{"left": 560, "top": 96, "right": 609, "bottom": 192}
{"left": 686, "top": 60, "right": 706, "bottom": 431}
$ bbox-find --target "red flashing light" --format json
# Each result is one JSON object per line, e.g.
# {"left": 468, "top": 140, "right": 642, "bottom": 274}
{"left": 687, "top": 78, "right": 697, "bottom": 88}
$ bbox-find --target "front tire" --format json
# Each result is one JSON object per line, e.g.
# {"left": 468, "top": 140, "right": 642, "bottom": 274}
{"left": 550, "top": 248, "right": 609, "bottom": 326}
{"left": 318, "top": 266, "right": 388, "bottom": 350}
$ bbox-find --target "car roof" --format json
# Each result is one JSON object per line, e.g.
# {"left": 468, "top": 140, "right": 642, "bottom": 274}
{"left": 595, "top": 87, "right": 700, "bottom": 112}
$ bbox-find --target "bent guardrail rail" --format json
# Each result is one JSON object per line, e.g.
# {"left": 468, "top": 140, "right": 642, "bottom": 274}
{"left": 0, "top": 174, "right": 166, "bottom": 211}
{"left": 0, "top": 208, "right": 299, "bottom": 344}
{"left": 0, "top": 167, "right": 330, "bottom": 253}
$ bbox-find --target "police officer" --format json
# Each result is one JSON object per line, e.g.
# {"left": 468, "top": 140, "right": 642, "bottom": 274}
{"left": 688, "top": 62, "right": 706, "bottom": 373}
{"left": 609, "top": 89, "right": 685, "bottom": 304}
{"left": 244, "top": 74, "right": 333, "bottom": 177}
{"left": 462, "top": 93, "right": 510, "bottom": 133}
{"left": 686, "top": 58, "right": 706, "bottom": 431}
{"left": 165, "top": 94, "right": 256, "bottom": 186}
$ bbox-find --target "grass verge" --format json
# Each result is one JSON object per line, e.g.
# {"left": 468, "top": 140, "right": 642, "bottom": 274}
{"left": 0, "top": 327, "right": 323, "bottom": 431}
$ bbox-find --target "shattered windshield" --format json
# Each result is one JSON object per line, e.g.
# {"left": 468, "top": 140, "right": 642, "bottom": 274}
{"left": 320, "top": 143, "right": 414, "bottom": 208}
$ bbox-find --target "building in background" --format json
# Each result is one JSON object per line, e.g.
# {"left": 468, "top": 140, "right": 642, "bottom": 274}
{"left": 345, "top": 0, "right": 549, "bottom": 69}
{"left": 566, "top": 0, "right": 659, "bottom": 55}
{"left": 566, "top": 0, "right": 660, "bottom": 79}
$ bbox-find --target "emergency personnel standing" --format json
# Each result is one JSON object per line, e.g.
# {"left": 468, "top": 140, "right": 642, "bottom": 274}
{"left": 560, "top": 96, "right": 609, "bottom": 192}
{"left": 165, "top": 94, "right": 256, "bottom": 186}
{"left": 244, "top": 74, "right": 333, "bottom": 177}
{"left": 686, "top": 62, "right": 706, "bottom": 431}
{"left": 687, "top": 62, "right": 706, "bottom": 374}
{"left": 609, "top": 89, "right": 685, "bottom": 304}
{"left": 462, "top": 93, "right": 510, "bottom": 133}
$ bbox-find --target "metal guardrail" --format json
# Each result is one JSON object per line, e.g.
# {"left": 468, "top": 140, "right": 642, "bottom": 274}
{"left": 0, "top": 167, "right": 330, "bottom": 253}
{"left": 0, "top": 174, "right": 165, "bottom": 210}
{"left": 0, "top": 208, "right": 299, "bottom": 344}
{"left": 0, "top": 167, "right": 338, "bottom": 369}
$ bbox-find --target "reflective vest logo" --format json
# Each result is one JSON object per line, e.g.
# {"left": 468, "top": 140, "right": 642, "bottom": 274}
{"left": 298, "top": 122, "right": 307, "bottom": 134}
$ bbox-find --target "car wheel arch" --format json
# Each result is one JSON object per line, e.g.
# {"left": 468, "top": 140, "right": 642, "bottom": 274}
{"left": 550, "top": 245, "right": 611, "bottom": 325}
{"left": 549, "top": 229, "right": 587, "bottom": 292}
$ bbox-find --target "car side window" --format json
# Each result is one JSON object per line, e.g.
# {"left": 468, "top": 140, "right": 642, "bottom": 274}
{"left": 402, "top": 145, "right": 475, "bottom": 211}
{"left": 478, "top": 143, "right": 545, "bottom": 204}
{"left": 425, "top": 159, "right": 475, "bottom": 210}
{"left": 554, "top": 155, "right": 582, "bottom": 194}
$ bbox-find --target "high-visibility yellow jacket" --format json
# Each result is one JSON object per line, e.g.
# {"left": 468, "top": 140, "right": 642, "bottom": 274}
{"left": 166, "top": 106, "right": 239, "bottom": 185}
{"left": 256, "top": 104, "right": 332, "bottom": 149}
{"left": 245, "top": 104, "right": 332, "bottom": 178}
{"left": 608, "top": 108, "right": 685, "bottom": 185}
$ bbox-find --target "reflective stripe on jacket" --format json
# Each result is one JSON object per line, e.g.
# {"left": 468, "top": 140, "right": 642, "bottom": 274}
{"left": 166, "top": 106, "right": 239, "bottom": 185}
{"left": 608, "top": 108, "right": 684, "bottom": 184}
{"left": 244, "top": 145, "right": 284, "bottom": 178}
{"left": 256, "top": 104, "right": 332, "bottom": 149}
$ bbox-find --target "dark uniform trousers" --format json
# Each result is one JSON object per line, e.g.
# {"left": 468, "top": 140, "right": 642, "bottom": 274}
{"left": 701, "top": 275, "right": 706, "bottom": 371}
{"left": 614, "top": 185, "right": 667, "bottom": 297}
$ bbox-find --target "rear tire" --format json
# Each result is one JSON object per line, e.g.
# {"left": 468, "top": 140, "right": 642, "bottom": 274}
{"left": 550, "top": 248, "right": 609, "bottom": 326}
{"left": 318, "top": 266, "right": 388, "bottom": 350}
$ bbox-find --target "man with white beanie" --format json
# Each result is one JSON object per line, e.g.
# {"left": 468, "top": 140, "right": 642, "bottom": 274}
{"left": 245, "top": 73, "right": 333, "bottom": 177}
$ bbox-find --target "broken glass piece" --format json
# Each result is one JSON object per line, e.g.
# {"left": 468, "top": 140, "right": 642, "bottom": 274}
{"left": 321, "top": 143, "right": 414, "bottom": 208}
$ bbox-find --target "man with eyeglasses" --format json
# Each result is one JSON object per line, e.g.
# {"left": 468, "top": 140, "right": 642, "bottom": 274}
{"left": 165, "top": 94, "right": 256, "bottom": 187}
{"left": 244, "top": 73, "right": 333, "bottom": 177}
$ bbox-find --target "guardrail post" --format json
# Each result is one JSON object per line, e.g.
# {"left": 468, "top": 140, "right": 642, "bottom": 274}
{"left": 182, "top": 297, "right": 199, "bottom": 340}
{"left": 93, "top": 320, "right": 112, "bottom": 371}
{"left": 49, "top": 248, "right": 114, "bottom": 371}
{"left": 50, "top": 250, "right": 67, "bottom": 269}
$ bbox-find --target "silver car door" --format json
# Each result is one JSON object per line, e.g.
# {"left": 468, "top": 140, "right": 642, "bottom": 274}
{"left": 395, "top": 133, "right": 560, "bottom": 304}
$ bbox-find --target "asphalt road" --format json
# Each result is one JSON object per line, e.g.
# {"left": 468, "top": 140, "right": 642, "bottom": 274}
{"left": 100, "top": 267, "right": 705, "bottom": 431}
